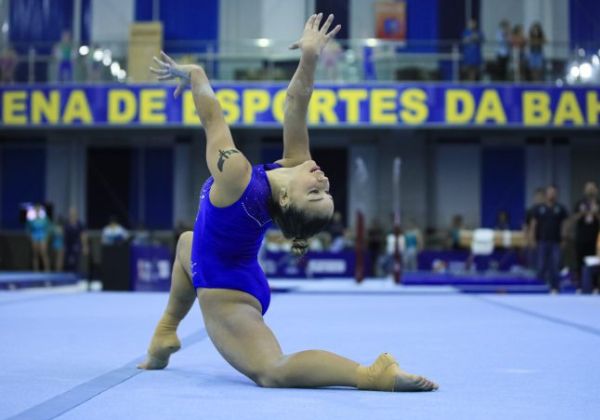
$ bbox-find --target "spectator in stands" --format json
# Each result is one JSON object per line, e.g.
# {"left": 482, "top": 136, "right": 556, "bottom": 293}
{"left": 308, "top": 236, "right": 324, "bottom": 251}
{"left": 64, "top": 207, "right": 88, "bottom": 273}
{"left": 0, "top": 44, "right": 18, "bottom": 84}
{"left": 330, "top": 228, "right": 354, "bottom": 253}
{"left": 530, "top": 186, "right": 569, "bottom": 293}
{"left": 132, "top": 223, "right": 151, "bottom": 245}
{"left": 573, "top": 181, "right": 599, "bottom": 285}
{"left": 85, "top": 43, "right": 103, "bottom": 82}
{"left": 495, "top": 20, "right": 511, "bottom": 81}
{"left": 26, "top": 203, "right": 51, "bottom": 272}
{"left": 448, "top": 214, "right": 465, "bottom": 250}
{"left": 367, "top": 218, "right": 385, "bottom": 276}
{"left": 402, "top": 219, "right": 423, "bottom": 271}
{"left": 510, "top": 24, "right": 527, "bottom": 81}
{"left": 263, "top": 229, "right": 291, "bottom": 253}
{"left": 51, "top": 216, "right": 65, "bottom": 272}
{"left": 322, "top": 39, "right": 343, "bottom": 81}
{"left": 461, "top": 19, "right": 484, "bottom": 81}
{"left": 527, "top": 22, "right": 546, "bottom": 81}
{"left": 54, "top": 30, "right": 74, "bottom": 82}
{"left": 101, "top": 216, "right": 130, "bottom": 245}
{"left": 524, "top": 188, "right": 545, "bottom": 268}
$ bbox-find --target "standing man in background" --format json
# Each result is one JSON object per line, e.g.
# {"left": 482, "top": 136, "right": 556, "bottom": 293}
{"left": 524, "top": 188, "right": 546, "bottom": 270}
{"left": 495, "top": 20, "right": 511, "bottom": 81}
{"left": 461, "top": 18, "right": 484, "bottom": 81}
{"left": 530, "top": 186, "right": 569, "bottom": 293}
{"left": 64, "top": 207, "right": 88, "bottom": 274}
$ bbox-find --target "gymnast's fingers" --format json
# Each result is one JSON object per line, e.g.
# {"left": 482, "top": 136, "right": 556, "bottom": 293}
{"left": 153, "top": 56, "right": 169, "bottom": 68}
{"left": 327, "top": 24, "right": 342, "bottom": 39}
{"left": 320, "top": 13, "right": 334, "bottom": 33}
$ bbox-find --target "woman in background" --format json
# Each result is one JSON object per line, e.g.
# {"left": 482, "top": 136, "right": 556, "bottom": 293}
{"left": 528, "top": 22, "right": 546, "bottom": 81}
{"left": 27, "top": 204, "right": 50, "bottom": 272}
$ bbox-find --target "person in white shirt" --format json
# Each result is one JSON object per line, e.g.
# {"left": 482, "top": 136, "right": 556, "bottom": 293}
{"left": 101, "top": 216, "right": 130, "bottom": 245}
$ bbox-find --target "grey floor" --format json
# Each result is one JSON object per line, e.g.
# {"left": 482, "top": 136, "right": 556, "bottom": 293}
{"left": 1, "top": 287, "right": 599, "bottom": 420}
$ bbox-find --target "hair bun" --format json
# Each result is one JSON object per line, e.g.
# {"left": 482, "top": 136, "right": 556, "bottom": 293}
{"left": 291, "top": 238, "right": 309, "bottom": 256}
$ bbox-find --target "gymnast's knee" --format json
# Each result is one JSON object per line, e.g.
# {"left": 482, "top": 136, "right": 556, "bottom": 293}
{"left": 251, "top": 361, "right": 289, "bottom": 388}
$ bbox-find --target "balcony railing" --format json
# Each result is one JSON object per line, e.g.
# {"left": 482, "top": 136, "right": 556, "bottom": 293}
{"left": 0, "top": 38, "right": 598, "bottom": 85}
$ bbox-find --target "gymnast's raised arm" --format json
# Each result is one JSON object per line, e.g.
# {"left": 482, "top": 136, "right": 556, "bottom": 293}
{"left": 150, "top": 53, "right": 251, "bottom": 204}
{"left": 276, "top": 13, "right": 341, "bottom": 168}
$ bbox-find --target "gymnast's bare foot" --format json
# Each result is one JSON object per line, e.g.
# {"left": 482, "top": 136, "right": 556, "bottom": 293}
{"left": 393, "top": 365, "right": 438, "bottom": 392}
{"left": 357, "top": 353, "right": 438, "bottom": 392}
{"left": 137, "top": 314, "right": 181, "bottom": 370}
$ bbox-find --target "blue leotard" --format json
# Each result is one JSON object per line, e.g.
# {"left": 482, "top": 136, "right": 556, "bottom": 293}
{"left": 191, "top": 163, "right": 280, "bottom": 315}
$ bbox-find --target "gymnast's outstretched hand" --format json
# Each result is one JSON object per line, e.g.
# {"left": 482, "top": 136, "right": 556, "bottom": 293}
{"left": 289, "top": 13, "right": 341, "bottom": 57}
{"left": 149, "top": 51, "right": 202, "bottom": 97}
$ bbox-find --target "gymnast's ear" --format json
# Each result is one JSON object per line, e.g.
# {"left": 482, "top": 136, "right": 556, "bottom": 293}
{"left": 278, "top": 187, "right": 290, "bottom": 210}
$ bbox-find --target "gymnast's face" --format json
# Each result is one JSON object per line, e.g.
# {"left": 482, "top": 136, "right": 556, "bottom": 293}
{"left": 285, "top": 160, "right": 334, "bottom": 218}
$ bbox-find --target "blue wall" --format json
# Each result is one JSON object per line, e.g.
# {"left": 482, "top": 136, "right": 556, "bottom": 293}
{"left": 406, "top": 0, "right": 438, "bottom": 51}
{"left": 144, "top": 148, "right": 173, "bottom": 229}
{"left": 1, "top": 147, "right": 46, "bottom": 229}
{"left": 10, "top": 0, "right": 73, "bottom": 49}
{"left": 135, "top": 0, "right": 218, "bottom": 51}
{"left": 569, "top": 0, "right": 600, "bottom": 50}
{"left": 315, "top": 0, "right": 349, "bottom": 39}
{"left": 480, "top": 148, "right": 525, "bottom": 230}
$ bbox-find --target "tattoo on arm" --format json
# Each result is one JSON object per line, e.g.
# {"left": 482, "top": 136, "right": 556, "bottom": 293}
{"left": 217, "top": 149, "right": 240, "bottom": 172}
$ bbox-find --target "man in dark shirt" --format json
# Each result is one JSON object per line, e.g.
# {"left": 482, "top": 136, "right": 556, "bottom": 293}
{"left": 573, "top": 181, "right": 599, "bottom": 283}
{"left": 64, "top": 207, "right": 88, "bottom": 273}
{"left": 524, "top": 188, "right": 545, "bottom": 269}
{"left": 530, "top": 186, "right": 568, "bottom": 293}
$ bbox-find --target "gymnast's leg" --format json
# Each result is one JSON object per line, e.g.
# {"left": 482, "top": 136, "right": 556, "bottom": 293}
{"left": 138, "top": 231, "right": 196, "bottom": 369}
{"left": 198, "top": 289, "right": 438, "bottom": 391}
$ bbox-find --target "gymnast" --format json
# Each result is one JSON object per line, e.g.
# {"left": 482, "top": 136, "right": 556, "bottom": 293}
{"left": 140, "top": 13, "right": 438, "bottom": 392}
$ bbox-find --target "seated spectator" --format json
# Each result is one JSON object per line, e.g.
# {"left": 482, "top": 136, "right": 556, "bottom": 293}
{"left": 308, "top": 236, "right": 324, "bottom": 251}
{"left": 263, "top": 229, "right": 290, "bottom": 252}
{"left": 330, "top": 228, "right": 354, "bottom": 253}
{"left": 132, "top": 223, "right": 151, "bottom": 245}
{"left": 381, "top": 229, "right": 403, "bottom": 277}
{"left": 101, "top": 216, "right": 129, "bottom": 245}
